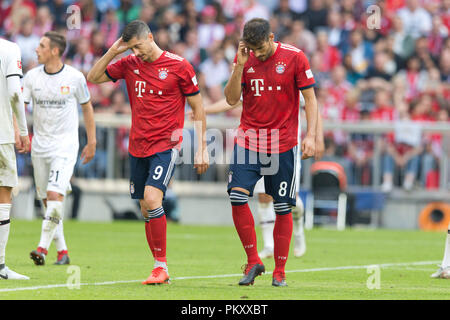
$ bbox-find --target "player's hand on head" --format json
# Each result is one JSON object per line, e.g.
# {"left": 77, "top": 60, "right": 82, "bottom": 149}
{"left": 237, "top": 41, "right": 250, "bottom": 66}
{"left": 194, "top": 148, "right": 209, "bottom": 175}
{"left": 301, "top": 135, "right": 316, "bottom": 160}
{"left": 17, "top": 135, "right": 30, "bottom": 153}
{"left": 80, "top": 143, "right": 96, "bottom": 164}
{"left": 110, "top": 37, "right": 130, "bottom": 55}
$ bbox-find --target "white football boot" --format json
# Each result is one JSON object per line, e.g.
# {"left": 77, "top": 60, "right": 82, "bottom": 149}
{"left": 430, "top": 266, "right": 450, "bottom": 279}
{"left": 0, "top": 266, "right": 30, "bottom": 280}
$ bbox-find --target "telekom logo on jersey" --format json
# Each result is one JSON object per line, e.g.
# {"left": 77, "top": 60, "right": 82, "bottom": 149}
{"left": 250, "top": 79, "right": 282, "bottom": 97}
{"left": 135, "top": 81, "right": 163, "bottom": 97}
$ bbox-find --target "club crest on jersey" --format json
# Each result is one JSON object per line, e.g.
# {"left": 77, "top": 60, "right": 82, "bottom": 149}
{"left": 158, "top": 68, "right": 169, "bottom": 80}
{"left": 17, "top": 60, "right": 22, "bottom": 70}
{"left": 275, "top": 62, "right": 286, "bottom": 74}
{"left": 60, "top": 86, "right": 70, "bottom": 95}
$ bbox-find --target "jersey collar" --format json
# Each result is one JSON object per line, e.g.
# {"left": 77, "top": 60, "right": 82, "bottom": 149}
{"left": 44, "top": 64, "right": 65, "bottom": 75}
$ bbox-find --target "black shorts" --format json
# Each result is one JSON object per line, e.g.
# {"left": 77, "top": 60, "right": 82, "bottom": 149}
{"left": 129, "top": 149, "right": 178, "bottom": 199}
{"left": 227, "top": 144, "right": 298, "bottom": 206}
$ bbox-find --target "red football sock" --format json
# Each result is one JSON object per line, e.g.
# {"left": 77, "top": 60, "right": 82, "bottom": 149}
{"left": 144, "top": 221, "right": 155, "bottom": 258}
{"left": 232, "top": 203, "right": 261, "bottom": 265}
{"left": 273, "top": 212, "right": 293, "bottom": 275}
{"left": 37, "top": 246, "right": 48, "bottom": 255}
{"left": 148, "top": 215, "right": 167, "bottom": 263}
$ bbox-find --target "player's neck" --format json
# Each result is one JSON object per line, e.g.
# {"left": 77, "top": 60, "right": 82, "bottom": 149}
{"left": 270, "top": 42, "right": 278, "bottom": 57}
{"left": 44, "top": 59, "right": 64, "bottom": 74}
{"left": 145, "top": 45, "right": 164, "bottom": 63}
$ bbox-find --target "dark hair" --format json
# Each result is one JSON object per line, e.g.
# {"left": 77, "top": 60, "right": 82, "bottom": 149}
{"left": 122, "top": 20, "right": 150, "bottom": 42}
{"left": 242, "top": 18, "right": 271, "bottom": 47}
{"left": 44, "top": 31, "right": 66, "bottom": 56}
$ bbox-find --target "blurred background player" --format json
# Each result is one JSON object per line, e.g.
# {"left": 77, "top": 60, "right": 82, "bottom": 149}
{"left": 192, "top": 94, "right": 324, "bottom": 259}
{"left": 224, "top": 18, "right": 319, "bottom": 287}
{"left": 0, "top": 38, "right": 30, "bottom": 280}
{"left": 88, "top": 20, "right": 209, "bottom": 285}
{"left": 431, "top": 225, "right": 450, "bottom": 279}
{"left": 25, "top": 31, "right": 96, "bottom": 266}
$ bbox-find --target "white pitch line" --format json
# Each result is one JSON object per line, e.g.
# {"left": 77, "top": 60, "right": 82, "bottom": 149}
{"left": 0, "top": 260, "right": 440, "bottom": 293}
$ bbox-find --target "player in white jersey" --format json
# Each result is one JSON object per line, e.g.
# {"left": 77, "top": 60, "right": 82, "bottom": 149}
{"left": 431, "top": 227, "right": 450, "bottom": 279}
{"left": 191, "top": 93, "right": 324, "bottom": 258}
{"left": 0, "top": 38, "right": 31, "bottom": 280}
{"left": 23, "top": 32, "right": 97, "bottom": 266}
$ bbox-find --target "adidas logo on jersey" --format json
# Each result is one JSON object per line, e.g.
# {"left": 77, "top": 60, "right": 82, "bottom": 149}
{"left": 134, "top": 69, "right": 140, "bottom": 75}
{"left": 247, "top": 67, "right": 255, "bottom": 73}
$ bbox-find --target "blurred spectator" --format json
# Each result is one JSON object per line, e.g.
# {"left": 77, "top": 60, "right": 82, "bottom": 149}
{"left": 428, "top": 15, "right": 448, "bottom": 59}
{"left": 347, "top": 109, "right": 374, "bottom": 185}
{"left": 291, "top": 19, "right": 317, "bottom": 56}
{"left": 370, "top": 89, "right": 396, "bottom": 121}
{"left": 316, "top": 30, "right": 342, "bottom": 72}
{"left": 397, "top": 0, "right": 432, "bottom": 38}
{"left": 95, "top": 0, "right": 120, "bottom": 17}
{"left": 302, "top": 0, "right": 329, "bottom": 33}
{"left": 391, "top": 14, "right": 415, "bottom": 59}
{"left": 3, "top": 0, "right": 36, "bottom": 36}
{"left": 393, "top": 55, "right": 429, "bottom": 102}
{"left": 321, "top": 65, "right": 352, "bottom": 121}
{"left": 52, "top": 0, "right": 69, "bottom": 29}
{"left": 13, "top": 18, "right": 39, "bottom": 69}
{"left": 110, "top": 89, "right": 130, "bottom": 115}
{"left": 342, "top": 28, "right": 374, "bottom": 77}
{"left": 244, "top": 0, "right": 270, "bottom": 22}
{"left": 99, "top": 8, "right": 120, "bottom": 49}
{"left": 116, "top": 0, "right": 139, "bottom": 25}
{"left": 71, "top": 37, "right": 94, "bottom": 76}
{"left": 199, "top": 48, "right": 230, "bottom": 103}
{"left": 325, "top": 10, "right": 347, "bottom": 49}
{"left": 197, "top": 5, "right": 225, "bottom": 51}
{"left": 381, "top": 103, "right": 423, "bottom": 192}
{"left": 183, "top": 29, "right": 201, "bottom": 68}
{"left": 32, "top": 5, "right": 53, "bottom": 37}
{"left": 273, "top": 0, "right": 298, "bottom": 37}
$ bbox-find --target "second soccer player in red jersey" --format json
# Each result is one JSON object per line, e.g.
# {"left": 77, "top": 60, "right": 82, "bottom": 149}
{"left": 88, "top": 20, "right": 209, "bottom": 285}
{"left": 224, "top": 18, "right": 320, "bottom": 286}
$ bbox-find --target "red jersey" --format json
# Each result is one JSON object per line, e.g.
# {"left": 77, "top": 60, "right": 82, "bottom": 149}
{"left": 237, "top": 42, "right": 315, "bottom": 153}
{"left": 106, "top": 52, "right": 199, "bottom": 157}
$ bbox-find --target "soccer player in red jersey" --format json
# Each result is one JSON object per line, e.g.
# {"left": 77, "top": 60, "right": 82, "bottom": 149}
{"left": 88, "top": 20, "right": 209, "bottom": 285}
{"left": 224, "top": 18, "right": 320, "bottom": 286}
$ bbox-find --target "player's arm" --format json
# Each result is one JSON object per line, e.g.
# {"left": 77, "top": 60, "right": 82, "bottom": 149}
{"left": 7, "top": 75, "right": 29, "bottom": 153}
{"left": 187, "top": 93, "right": 209, "bottom": 175}
{"left": 315, "top": 110, "right": 324, "bottom": 160}
{"left": 205, "top": 98, "right": 242, "bottom": 114}
{"left": 187, "top": 98, "right": 242, "bottom": 120}
{"left": 87, "top": 37, "right": 130, "bottom": 84}
{"left": 79, "top": 101, "right": 96, "bottom": 164}
{"left": 300, "top": 86, "right": 318, "bottom": 159}
{"left": 224, "top": 41, "right": 249, "bottom": 106}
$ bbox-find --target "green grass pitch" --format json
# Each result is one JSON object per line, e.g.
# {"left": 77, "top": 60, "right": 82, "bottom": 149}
{"left": 1, "top": 220, "right": 449, "bottom": 300}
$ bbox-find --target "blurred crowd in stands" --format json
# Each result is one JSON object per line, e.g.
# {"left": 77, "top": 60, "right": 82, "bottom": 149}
{"left": 1, "top": 0, "right": 449, "bottom": 190}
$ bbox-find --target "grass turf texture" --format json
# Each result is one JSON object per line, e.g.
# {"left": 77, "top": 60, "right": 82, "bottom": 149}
{"left": 0, "top": 220, "right": 449, "bottom": 300}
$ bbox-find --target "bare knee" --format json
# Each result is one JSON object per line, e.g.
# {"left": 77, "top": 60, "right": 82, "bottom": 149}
{"left": 258, "top": 193, "right": 273, "bottom": 203}
{"left": 47, "top": 191, "right": 64, "bottom": 202}
{"left": 143, "top": 187, "right": 163, "bottom": 211}
{"left": 139, "top": 200, "right": 149, "bottom": 219}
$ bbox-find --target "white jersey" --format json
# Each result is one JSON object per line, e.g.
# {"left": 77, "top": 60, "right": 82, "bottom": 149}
{"left": 0, "top": 39, "right": 23, "bottom": 144}
{"left": 23, "top": 64, "right": 90, "bottom": 158}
